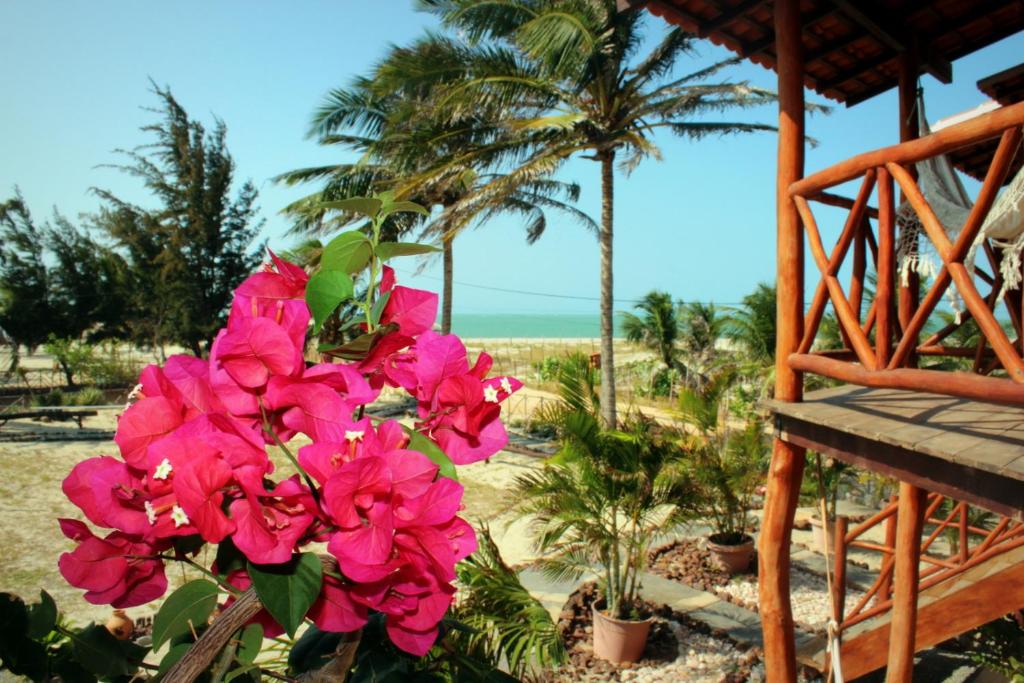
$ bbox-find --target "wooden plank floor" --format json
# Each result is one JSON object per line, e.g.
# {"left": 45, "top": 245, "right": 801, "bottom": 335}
{"left": 767, "top": 385, "right": 1024, "bottom": 518}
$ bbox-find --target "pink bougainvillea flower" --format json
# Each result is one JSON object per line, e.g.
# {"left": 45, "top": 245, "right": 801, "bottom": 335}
{"left": 229, "top": 477, "right": 316, "bottom": 565}
{"left": 432, "top": 418, "right": 510, "bottom": 466}
{"left": 114, "top": 396, "right": 184, "bottom": 470}
{"left": 145, "top": 436, "right": 235, "bottom": 542}
{"left": 62, "top": 456, "right": 151, "bottom": 536}
{"left": 381, "top": 286, "right": 438, "bottom": 337}
{"left": 57, "top": 519, "right": 168, "bottom": 608}
{"left": 308, "top": 574, "right": 369, "bottom": 634}
{"left": 161, "top": 355, "right": 224, "bottom": 417}
{"left": 212, "top": 317, "right": 301, "bottom": 389}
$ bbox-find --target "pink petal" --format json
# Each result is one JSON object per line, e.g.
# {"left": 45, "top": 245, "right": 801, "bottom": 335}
{"left": 308, "top": 576, "right": 369, "bottom": 633}
{"left": 214, "top": 317, "right": 298, "bottom": 388}
{"left": 114, "top": 397, "right": 183, "bottom": 469}
{"left": 381, "top": 286, "right": 438, "bottom": 337}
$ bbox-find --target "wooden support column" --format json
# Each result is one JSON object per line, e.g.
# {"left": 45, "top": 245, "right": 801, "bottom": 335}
{"left": 759, "top": 0, "right": 805, "bottom": 680}
{"left": 897, "top": 47, "right": 921, "bottom": 363}
{"left": 886, "top": 483, "right": 927, "bottom": 682}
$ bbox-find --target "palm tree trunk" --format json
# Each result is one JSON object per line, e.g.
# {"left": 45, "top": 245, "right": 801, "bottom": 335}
{"left": 442, "top": 237, "right": 453, "bottom": 335}
{"left": 599, "top": 151, "right": 617, "bottom": 428}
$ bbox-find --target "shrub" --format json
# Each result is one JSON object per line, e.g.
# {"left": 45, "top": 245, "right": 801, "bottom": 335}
{"left": 32, "top": 389, "right": 65, "bottom": 407}
{"left": 70, "top": 387, "right": 105, "bottom": 406}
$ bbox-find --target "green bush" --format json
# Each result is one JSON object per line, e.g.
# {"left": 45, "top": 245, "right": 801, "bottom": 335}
{"left": 70, "top": 387, "right": 105, "bottom": 406}
{"left": 32, "top": 389, "right": 65, "bottom": 407}
{"left": 533, "top": 355, "right": 563, "bottom": 382}
{"left": 42, "top": 336, "right": 95, "bottom": 387}
{"left": 84, "top": 346, "right": 142, "bottom": 387}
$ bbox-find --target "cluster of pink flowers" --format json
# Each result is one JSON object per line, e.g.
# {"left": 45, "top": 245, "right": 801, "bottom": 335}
{"left": 58, "top": 252, "right": 521, "bottom": 655}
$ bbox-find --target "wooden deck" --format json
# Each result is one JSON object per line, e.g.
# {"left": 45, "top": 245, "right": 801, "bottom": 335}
{"left": 767, "top": 385, "right": 1024, "bottom": 520}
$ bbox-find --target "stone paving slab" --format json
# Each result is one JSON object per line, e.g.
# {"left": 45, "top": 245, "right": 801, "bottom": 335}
{"left": 639, "top": 572, "right": 720, "bottom": 613}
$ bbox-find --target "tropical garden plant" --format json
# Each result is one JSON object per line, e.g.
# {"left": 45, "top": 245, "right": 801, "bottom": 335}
{"left": 52, "top": 195, "right": 533, "bottom": 681}
{"left": 514, "top": 411, "right": 694, "bottom": 621}
{"left": 409, "top": 0, "right": 780, "bottom": 428}
{"left": 677, "top": 368, "right": 767, "bottom": 570}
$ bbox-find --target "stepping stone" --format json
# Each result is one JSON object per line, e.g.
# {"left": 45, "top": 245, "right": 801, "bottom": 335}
{"left": 638, "top": 572, "right": 720, "bottom": 613}
{"left": 687, "top": 600, "right": 765, "bottom": 646}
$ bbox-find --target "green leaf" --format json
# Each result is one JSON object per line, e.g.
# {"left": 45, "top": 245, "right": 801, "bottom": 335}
{"left": 287, "top": 625, "right": 341, "bottom": 675}
{"left": 369, "top": 291, "right": 391, "bottom": 327}
{"left": 380, "top": 200, "right": 430, "bottom": 219}
{"left": 350, "top": 648, "right": 408, "bottom": 683}
{"left": 320, "top": 323, "right": 398, "bottom": 362}
{"left": 151, "top": 579, "right": 219, "bottom": 649}
{"left": 70, "top": 625, "right": 139, "bottom": 679}
{"left": 306, "top": 270, "right": 354, "bottom": 334}
{"left": 315, "top": 197, "right": 382, "bottom": 219}
{"left": 0, "top": 593, "right": 29, "bottom": 642}
{"left": 235, "top": 623, "right": 263, "bottom": 664}
{"left": 157, "top": 642, "right": 192, "bottom": 676}
{"left": 374, "top": 242, "right": 440, "bottom": 261}
{"left": 321, "top": 231, "right": 373, "bottom": 274}
{"left": 404, "top": 428, "right": 457, "bottom": 481}
{"left": 26, "top": 590, "right": 57, "bottom": 639}
{"left": 248, "top": 553, "right": 322, "bottom": 638}
{"left": 172, "top": 534, "right": 206, "bottom": 556}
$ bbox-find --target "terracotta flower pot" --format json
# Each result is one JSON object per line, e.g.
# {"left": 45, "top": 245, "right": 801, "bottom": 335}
{"left": 706, "top": 532, "right": 755, "bottom": 574}
{"left": 809, "top": 516, "right": 836, "bottom": 556}
{"left": 592, "top": 605, "right": 653, "bottom": 663}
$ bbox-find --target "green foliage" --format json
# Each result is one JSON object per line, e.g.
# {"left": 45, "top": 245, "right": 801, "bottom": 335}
{"left": 405, "top": 427, "right": 459, "bottom": 481}
{"left": 533, "top": 355, "right": 564, "bottom": 382}
{"left": 43, "top": 336, "right": 95, "bottom": 388}
{"left": 678, "top": 370, "right": 767, "bottom": 541}
{"left": 621, "top": 290, "right": 681, "bottom": 371}
{"left": 515, "top": 413, "right": 694, "bottom": 619}
{"left": 92, "top": 83, "right": 263, "bottom": 356}
{"left": 248, "top": 553, "right": 323, "bottom": 638}
{"left": 963, "top": 614, "right": 1024, "bottom": 681}
{"left": 531, "top": 352, "right": 601, "bottom": 431}
{"left": 724, "top": 282, "right": 777, "bottom": 363}
{"left": 453, "top": 527, "right": 566, "bottom": 678}
{"left": 0, "top": 591, "right": 146, "bottom": 683}
{"left": 800, "top": 452, "right": 852, "bottom": 521}
{"left": 152, "top": 579, "right": 220, "bottom": 649}
{"left": 0, "top": 193, "right": 128, "bottom": 351}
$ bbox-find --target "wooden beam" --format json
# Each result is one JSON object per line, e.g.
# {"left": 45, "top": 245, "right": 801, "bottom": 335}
{"left": 829, "top": 0, "right": 952, "bottom": 83}
{"left": 760, "top": 1, "right": 805, "bottom": 680}
{"left": 791, "top": 100, "right": 1024, "bottom": 196}
{"left": 836, "top": 543, "right": 1024, "bottom": 680}
{"left": 788, "top": 352, "right": 1024, "bottom": 405}
{"left": 772, "top": 405, "right": 1024, "bottom": 521}
{"left": 741, "top": 5, "right": 838, "bottom": 59}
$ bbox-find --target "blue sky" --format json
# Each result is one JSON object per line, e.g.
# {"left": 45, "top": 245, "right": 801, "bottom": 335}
{"left": 2, "top": 2, "right": 1021, "bottom": 315}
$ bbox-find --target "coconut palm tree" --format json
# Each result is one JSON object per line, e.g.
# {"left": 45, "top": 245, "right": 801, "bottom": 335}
{"left": 724, "top": 282, "right": 777, "bottom": 364}
{"left": 679, "top": 300, "right": 725, "bottom": 375}
{"left": 621, "top": 290, "right": 680, "bottom": 371}
{"left": 279, "top": 41, "right": 596, "bottom": 334}
{"left": 416, "top": 0, "right": 779, "bottom": 427}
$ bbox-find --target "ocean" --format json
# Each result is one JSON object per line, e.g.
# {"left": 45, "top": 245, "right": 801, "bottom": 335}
{"left": 447, "top": 313, "right": 625, "bottom": 339}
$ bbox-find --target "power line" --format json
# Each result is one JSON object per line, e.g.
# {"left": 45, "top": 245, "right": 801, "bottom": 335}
{"left": 391, "top": 268, "right": 752, "bottom": 307}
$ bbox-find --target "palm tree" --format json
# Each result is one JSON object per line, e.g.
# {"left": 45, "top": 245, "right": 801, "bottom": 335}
{"left": 724, "top": 282, "right": 777, "bottom": 364}
{"left": 278, "top": 40, "right": 595, "bottom": 334}
{"left": 679, "top": 300, "right": 725, "bottom": 377}
{"left": 621, "top": 290, "right": 680, "bottom": 371}
{"left": 417, "top": 0, "right": 779, "bottom": 427}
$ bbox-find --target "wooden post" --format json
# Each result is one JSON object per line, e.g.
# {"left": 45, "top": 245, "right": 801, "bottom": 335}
{"left": 897, "top": 48, "right": 921, "bottom": 363}
{"left": 879, "top": 495, "right": 898, "bottom": 600}
{"left": 877, "top": 167, "right": 895, "bottom": 367}
{"left": 759, "top": 0, "right": 805, "bottom": 680}
{"left": 886, "top": 483, "right": 927, "bottom": 682}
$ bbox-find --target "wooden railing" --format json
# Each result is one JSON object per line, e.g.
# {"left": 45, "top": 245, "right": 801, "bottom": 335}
{"left": 827, "top": 494, "right": 1024, "bottom": 633}
{"left": 787, "top": 100, "right": 1024, "bottom": 403}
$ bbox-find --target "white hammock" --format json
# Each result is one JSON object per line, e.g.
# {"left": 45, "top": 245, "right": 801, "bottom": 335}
{"left": 895, "top": 96, "right": 1024, "bottom": 306}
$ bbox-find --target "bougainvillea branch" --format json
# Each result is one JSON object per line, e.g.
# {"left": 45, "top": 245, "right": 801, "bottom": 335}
{"left": 57, "top": 195, "right": 522, "bottom": 680}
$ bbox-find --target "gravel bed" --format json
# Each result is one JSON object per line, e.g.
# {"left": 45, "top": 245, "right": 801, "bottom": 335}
{"left": 540, "top": 582, "right": 763, "bottom": 683}
{"left": 715, "top": 567, "right": 867, "bottom": 633}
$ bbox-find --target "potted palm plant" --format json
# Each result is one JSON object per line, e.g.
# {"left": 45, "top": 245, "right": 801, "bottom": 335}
{"left": 679, "top": 371, "right": 768, "bottom": 574}
{"left": 514, "top": 411, "right": 694, "bottom": 663}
